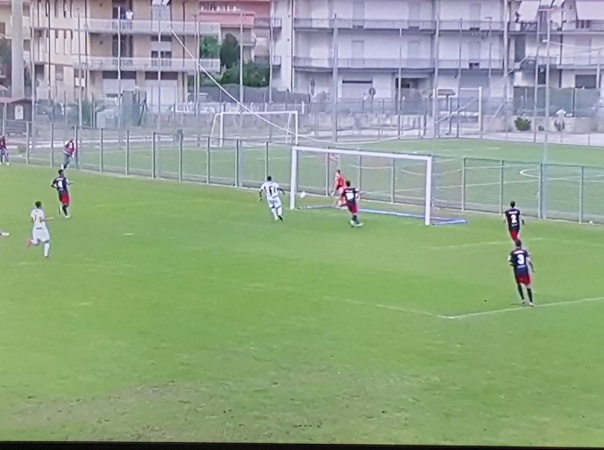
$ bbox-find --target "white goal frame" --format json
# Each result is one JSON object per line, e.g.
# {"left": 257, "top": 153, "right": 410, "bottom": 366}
{"left": 210, "top": 110, "right": 299, "bottom": 147}
{"left": 290, "top": 146, "right": 434, "bottom": 226}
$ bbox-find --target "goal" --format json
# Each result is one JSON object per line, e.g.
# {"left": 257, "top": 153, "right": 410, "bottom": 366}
{"left": 210, "top": 110, "right": 299, "bottom": 147}
{"left": 434, "top": 87, "right": 483, "bottom": 138}
{"left": 289, "top": 145, "right": 467, "bottom": 226}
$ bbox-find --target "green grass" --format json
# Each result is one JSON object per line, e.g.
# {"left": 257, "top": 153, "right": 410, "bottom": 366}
{"left": 3, "top": 164, "right": 604, "bottom": 444}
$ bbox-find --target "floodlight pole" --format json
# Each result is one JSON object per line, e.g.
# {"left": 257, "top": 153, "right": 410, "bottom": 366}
{"left": 542, "top": 12, "right": 553, "bottom": 219}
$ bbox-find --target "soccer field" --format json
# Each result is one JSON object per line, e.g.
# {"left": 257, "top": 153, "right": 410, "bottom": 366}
{"left": 2, "top": 164, "right": 604, "bottom": 444}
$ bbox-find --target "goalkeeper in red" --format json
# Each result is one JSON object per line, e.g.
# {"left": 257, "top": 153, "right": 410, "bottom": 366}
{"left": 341, "top": 180, "right": 363, "bottom": 228}
{"left": 332, "top": 169, "right": 347, "bottom": 208}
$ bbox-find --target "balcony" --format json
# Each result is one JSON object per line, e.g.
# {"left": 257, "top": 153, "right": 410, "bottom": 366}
{"left": 72, "top": 56, "right": 220, "bottom": 73}
{"left": 254, "top": 17, "right": 282, "bottom": 29}
{"left": 439, "top": 59, "right": 504, "bottom": 70}
{"left": 558, "top": 55, "right": 604, "bottom": 68}
{"left": 439, "top": 20, "right": 505, "bottom": 32}
{"left": 81, "top": 19, "right": 220, "bottom": 36}
{"left": 255, "top": 55, "right": 281, "bottom": 67}
{"left": 515, "top": 56, "right": 559, "bottom": 71}
{"left": 294, "top": 18, "right": 436, "bottom": 31}
{"left": 293, "top": 57, "right": 434, "bottom": 70}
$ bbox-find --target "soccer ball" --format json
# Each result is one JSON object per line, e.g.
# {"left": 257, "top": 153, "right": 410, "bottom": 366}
{"left": 300, "top": 191, "right": 307, "bottom": 199}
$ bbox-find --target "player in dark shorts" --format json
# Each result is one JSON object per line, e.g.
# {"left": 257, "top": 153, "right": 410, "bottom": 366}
{"left": 504, "top": 201, "right": 524, "bottom": 241}
{"left": 340, "top": 180, "right": 363, "bottom": 228}
{"left": 0, "top": 135, "right": 9, "bottom": 165}
{"left": 508, "top": 239, "right": 534, "bottom": 306}
{"left": 51, "top": 169, "right": 72, "bottom": 219}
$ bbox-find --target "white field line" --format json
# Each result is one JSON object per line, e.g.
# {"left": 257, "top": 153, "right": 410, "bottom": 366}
{"left": 430, "top": 237, "right": 545, "bottom": 250}
{"left": 443, "top": 295, "right": 604, "bottom": 320}
{"left": 323, "top": 295, "right": 445, "bottom": 319}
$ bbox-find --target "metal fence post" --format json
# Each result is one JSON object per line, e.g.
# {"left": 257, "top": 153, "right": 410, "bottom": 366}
{"left": 125, "top": 129, "right": 130, "bottom": 175}
{"left": 25, "top": 121, "right": 30, "bottom": 165}
{"left": 358, "top": 154, "right": 363, "bottom": 192}
{"left": 235, "top": 139, "right": 241, "bottom": 187}
{"left": 151, "top": 132, "right": 157, "bottom": 179}
{"left": 461, "top": 157, "right": 467, "bottom": 211}
{"left": 264, "top": 141, "right": 269, "bottom": 180}
{"left": 390, "top": 158, "right": 396, "bottom": 204}
{"left": 538, "top": 163, "right": 544, "bottom": 219}
{"left": 50, "top": 123, "right": 55, "bottom": 167}
{"left": 178, "top": 130, "right": 183, "bottom": 182}
{"left": 206, "top": 136, "right": 211, "bottom": 184}
{"left": 579, "top": 165, "right": 585, "bottom": 223}
{"left": 499, "top": 159, "right": 504, "bottom": 214}
{"left": 99, "top": 128, "right": 104, "bottom": 172}
{"left": 325, "top": 148, "right": 331, "bottom": 196}
{"left": 75, "top": 126, "right": 80, "bottom": 168}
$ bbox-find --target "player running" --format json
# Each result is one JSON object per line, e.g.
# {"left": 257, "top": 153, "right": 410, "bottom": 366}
{"left": 341, "top": 180, "right": 363, "bottom": 228}
{"left": 28, "top": 201, "right": 53, "bottom": 258}
{"left": 51, "top": 169, "right": 72, "bottom": 218}
{"left": 332, "top": 169, "right": 347, "bottom": 208}
{"left": 0, "top": 230, "right": 9, "bottom": 237}
{"left": 0, "top": 135, "right": 9, "bottom": 166}
{"left": 508, "top": 239, "right": 534, "bottom": 307}
{"left": 62, "top": 139, "right": 77, "bottom": 169}
{"left": 504, "top": 201, "right": 523, "bottom": 241}
{"left": 259, "top": 175, "right": 285, "bottom": 222}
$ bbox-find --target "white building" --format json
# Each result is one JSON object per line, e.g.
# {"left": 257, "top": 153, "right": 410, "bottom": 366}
{"left": 270, "top": 0, "right": 604, "bottom": 100}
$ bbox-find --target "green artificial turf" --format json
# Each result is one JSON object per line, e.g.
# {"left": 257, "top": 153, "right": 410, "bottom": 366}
{"left": 2, "top": 164, "right": 604, "bottom": 444}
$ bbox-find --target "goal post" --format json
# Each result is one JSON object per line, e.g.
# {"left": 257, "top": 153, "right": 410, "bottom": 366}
{"left": 210, "top": 110, "right": 299, "bottom": 147}
{"left": 290, "top": 146, "right": 466, "bottom": 226}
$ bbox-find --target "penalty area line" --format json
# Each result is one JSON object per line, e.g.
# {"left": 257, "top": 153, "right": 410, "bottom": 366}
{"left": 323, "top": 295, "right": 445, "bottom": 319}
{"left": 443, "top": 295, "right": 604, "bottom": 320}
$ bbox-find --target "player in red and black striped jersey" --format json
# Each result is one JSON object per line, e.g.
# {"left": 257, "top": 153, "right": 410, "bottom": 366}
{"left": 51, "top": 169, "right": 72, "bottom": 218}
{"left": 508, "top": 239, "right": 535, "bottom": 306}
{"left": 340, "top": 180, "right": 363, "bottom": 228}
{"left": 504, "top": 201, "right": 524, "bottom": 241}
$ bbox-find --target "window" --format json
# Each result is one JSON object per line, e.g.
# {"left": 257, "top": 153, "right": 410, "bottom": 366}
{"left": 0, "top": 23, "right": 5, "bottom": 36}
{"left": 151, "top": 35, "right": 172, "bottom": 42}
{"left": 151, "top": 50, "right": 172, "bottom": 58}
{"left": 55, "top": 65, "right": 64, "bottom": 81}
{"left": 537, "top": 68, "right": 546, "bottom": 85}
{"left": 577, "top": 20, "right": 591, "bottom": 29}
{"left": 54, "top": 0, "right": 58, "bottom": 17}
{"left": 575, "top": 74, "right": 597, "bottom": 89}
{"left": 63, "top": 0, "right": 67, "bottom": 17}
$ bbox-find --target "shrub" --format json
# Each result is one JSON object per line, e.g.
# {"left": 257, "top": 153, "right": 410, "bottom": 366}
{"left": 514, "top": 116, "right": 531, "bottom": 131}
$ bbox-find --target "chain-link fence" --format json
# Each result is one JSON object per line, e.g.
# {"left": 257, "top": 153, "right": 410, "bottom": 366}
{"left": 11, "top": 125, "right": 604, "bottom": 225}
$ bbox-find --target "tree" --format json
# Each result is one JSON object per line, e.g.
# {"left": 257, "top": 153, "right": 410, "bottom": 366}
{"left": 0, "top": 39, "right": 11, "bottom": 86}
{"left": 200, "top": 36, "right": 220, "bottom": 59}
{"left": 219, "top": 62, "right": 270, "bottom": 87}
{"left": 219, "top": 33, "right": 240, "bottom": 69}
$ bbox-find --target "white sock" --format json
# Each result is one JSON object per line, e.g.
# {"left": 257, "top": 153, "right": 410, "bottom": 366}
{"left": 277, "top": 206, "right": 283, "bottom": 217}
{"left": 271, "top": 208, "right": 278, "bottom": 220}
{"left": 43, "top": 242, "right": 50, "bottom": 257}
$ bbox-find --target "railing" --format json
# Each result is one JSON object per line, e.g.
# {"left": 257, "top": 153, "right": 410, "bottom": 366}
{"left": 72, "top": 56, "right": 220, "bottom": 73}
{"left": 31, "top": 18, "right": 221, "bottom": 36}
{"left": 293, "top": 57, "right": 502, "bottom": 70}
{"left": 16, "top": 127, "right": 604, "bottom": 225}
{"left": 294, "top": 18, "right": 505, "bottom": 31}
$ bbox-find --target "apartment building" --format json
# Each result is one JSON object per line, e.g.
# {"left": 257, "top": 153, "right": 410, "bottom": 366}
{"left": 270, "top": 0, "right": 604, "bottom": 100}
{"left": 0, "top": 0, "right": 30, "bottom": 89}
{"left": 30, "top": 0, "right": 220, "bottom": 106}
{"left": 512, "top": 0, "right": 604, "bottom": 91}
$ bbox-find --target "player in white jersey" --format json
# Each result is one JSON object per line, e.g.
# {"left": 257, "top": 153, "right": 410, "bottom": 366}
{"left": 259, "top": 175, "right": 285, "bottom": 221}
{"left": 28, "top": 201, "right": 53, "bottom": 258}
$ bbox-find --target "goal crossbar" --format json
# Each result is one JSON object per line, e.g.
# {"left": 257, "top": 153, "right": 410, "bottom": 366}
{"left": 290, "top": 145, "right": 467, "bottom": 226}
{"left": 211, "top": 110, "right": 299, "bottom": 147}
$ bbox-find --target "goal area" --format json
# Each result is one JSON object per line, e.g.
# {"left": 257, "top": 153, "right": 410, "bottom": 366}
{"left": 289, "top": 146, "right": 467, "bottom": 226}
{"left": 210, "top": 110, "right": 299, "bottom": 147}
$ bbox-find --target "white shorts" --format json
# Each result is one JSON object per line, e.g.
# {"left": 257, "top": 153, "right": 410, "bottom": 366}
{"left": 267, "top": 198, "right": 282, "bottom": 209}
{"left": 32, "top": 227, "right": 50, "bottom": 243}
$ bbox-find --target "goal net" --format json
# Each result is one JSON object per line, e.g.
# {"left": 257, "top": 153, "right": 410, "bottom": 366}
{"left": 434, "top": 87, "right": 483, "bottom": 138}
{"left": 289, "top": 145, "right": 467, "bottom": 226}
{"left": 210, "top": 110, "right": 299, "bottom": 147}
